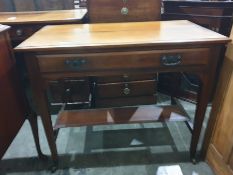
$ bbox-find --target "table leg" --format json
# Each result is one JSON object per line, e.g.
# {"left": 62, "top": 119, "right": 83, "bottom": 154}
{"left": 35, "top": 88, "right": 58, "bottom": 163}
{"left": 190, "top": 74, "right": 211, "bottom": 162}
{"left": 25, "top": 55, "right": 58, "bottom": 164}
{"left": 27, "top": 110, "right": 48, "bottom": 160}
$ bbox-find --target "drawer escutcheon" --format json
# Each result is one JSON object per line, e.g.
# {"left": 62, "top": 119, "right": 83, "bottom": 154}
{"left": 64, "top": 59, "right": 87, "bottom": 70}
{"left": 161, "top": 55, "right": 182, "bottom": 66}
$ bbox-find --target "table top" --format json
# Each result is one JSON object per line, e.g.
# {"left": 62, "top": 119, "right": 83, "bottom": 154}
{"left": 15, "top": 20, "right": 230, "bottom": 52}
{"left": 0, "top": 9, "right": 87, "bottom": 25}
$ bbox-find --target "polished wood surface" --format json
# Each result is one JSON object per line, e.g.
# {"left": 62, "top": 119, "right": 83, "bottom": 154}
{"left": 15, "top": 20, "right": 229, "bottom": 51}
{"left": 206, "top": 27, "right": 233, "bottom": 175}
{"left": 88, "top": 0, "right": 161, "bottom": 23}
{"left": 15, "top": 21, "right": 230, "bottom": 164}
{"left": 0, "top": 25, "right": 25, "bottom": 158}
{"left": 0, "top": 9, "right": 87, "bottom": 24}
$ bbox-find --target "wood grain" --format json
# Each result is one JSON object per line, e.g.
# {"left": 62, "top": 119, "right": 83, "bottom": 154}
{"left": 0, "top": 9, "right": 87, "bottom": 25}
{"left": 205, "top": 26, "right": 233, "bottom": 175}
{"left": 15, "top": 20, "right": 230, "bottom": 52}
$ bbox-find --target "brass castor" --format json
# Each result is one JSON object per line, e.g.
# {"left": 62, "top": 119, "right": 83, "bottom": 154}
{"left": 192, "top": 158, "right": 197, "bottom": 164}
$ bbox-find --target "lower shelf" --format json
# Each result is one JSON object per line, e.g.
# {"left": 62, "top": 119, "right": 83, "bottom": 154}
{"left": 54, "top": 105, "right": 189, "bottom": 129}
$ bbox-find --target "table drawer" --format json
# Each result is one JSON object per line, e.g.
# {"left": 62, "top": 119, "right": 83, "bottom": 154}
{"left": 48, "top": 78, "right": 90, "bottom": 103}
{"left": 37, "top": 48, "right": 210, "bottom": 73}
{"left": 96, "top": 73, "right": 157, "bottom": 83}
{"left": 96, "top": 80, "right": 157, "bottom": 98}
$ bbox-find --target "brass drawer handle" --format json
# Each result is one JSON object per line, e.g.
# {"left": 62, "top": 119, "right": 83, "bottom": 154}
{"left": 64, "top": 59, "right": 87, "bottom": 69}
{"left": 161, "top": 55, "right": 182, "bottom": 66}
{"left": 123, "top": 84, "right": 130, "bottom": 95}
{"left": 121, "top": 7, "right": 129, "bottom": 15}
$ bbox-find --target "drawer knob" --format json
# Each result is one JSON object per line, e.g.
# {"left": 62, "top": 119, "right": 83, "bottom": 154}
{"left": 161, "top": 55, "right": 182, "bottom": 66}
{"left": 16, "top": 29, "right": 23, "bottom": 36}
{"left": 123, "top": 74, "right": 129, "bottom": 79}
{"left": 121, "top": 7, "right": 129, "bottom": 15}
{"left": 123, "top": 84, "right": 130, "bottom": 95}
{"left": 64, "top": 59, "right": 87, "bottom": 69}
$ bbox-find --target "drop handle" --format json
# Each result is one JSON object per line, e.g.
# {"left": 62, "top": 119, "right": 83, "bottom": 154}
{"left": 161, "top": 55, "right": 182, "bottom": 66}
{"left": 64, "top": 59, "right": 87, "bottom": 69}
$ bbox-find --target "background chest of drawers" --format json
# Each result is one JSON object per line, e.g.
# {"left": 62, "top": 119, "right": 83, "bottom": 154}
{"left": 161, "top": 0, "right": 233, "bottom": 103}
{"left": 0, "top": 8, "right": 90, "bottom": 109}
{"left": 87, "top": 0, "right": 161, "bottom": 108}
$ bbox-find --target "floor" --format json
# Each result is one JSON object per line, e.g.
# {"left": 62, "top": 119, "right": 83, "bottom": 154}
{"left": 0, "top": 94, "right": 215, "bottom": 175}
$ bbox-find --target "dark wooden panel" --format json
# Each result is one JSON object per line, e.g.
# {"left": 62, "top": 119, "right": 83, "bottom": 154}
{"left": 95, "top": 95, "right": 157, "bottom": 108}
{"left": 9, "top": 24, "right": 43, "bottom": 42}
{"left": 88, "top": 0, "right": 161, "bottom": 23}
{"left": 13, "top": 0, "right": 36, "bottom": 11}
{"left": 37, "top": 0, "right": 64, "bottom": 10}
{"left": 0, "top": 28, "right": 25, "bottom": 159}
{"left": 37, "top": 0, "right": 73, "bottom": 10}
{"left": 64, "top": 0, "right": 75, "bottom": 9}
{"left": 0, "top": 0, "right": 14, "bottom": 12}
{"left": 48, "top": 79, "right": 90, "bottom": 103}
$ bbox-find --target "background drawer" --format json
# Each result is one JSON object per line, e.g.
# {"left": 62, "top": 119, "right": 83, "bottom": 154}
{"left": 95, "top": 95, "right": 157, "bottom": 108}
{"left": 96, "top": 73, "right": 157, "bottom": 83}
{"left": 96, "top": 80, "right": 157, "bottom": 98}
{"left": 10, "top": 25, "right": 42, "bottom": 41}
{"left": 88, "top": 0, "right": 161, "bottom": 23}
{"left": 37, "top": 48, "right": 210, "bottom": 73}
{"left": 48, "top": 78, "right": 90, "bottom": 104}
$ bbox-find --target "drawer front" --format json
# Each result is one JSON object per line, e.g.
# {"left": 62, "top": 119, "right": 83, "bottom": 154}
{"left": 37, "top": 48, "right": 210, "bottom": 73}
{"left": 95, "top": 95, "right": 157, "bottom": 108}
{"left": 10, "top": 25, "right": 42, "bottom": 41}
{"left": 49, "top": 78, "right": 90, "bottom": 103}
{"left": 88, "top": 0, "right": 161, "bottom": 23}
{"left": 96, "top": 73, "right": 157, "bottom": 83}
{"left": 96, "top": 80, "right": 157, "bottom": 98}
